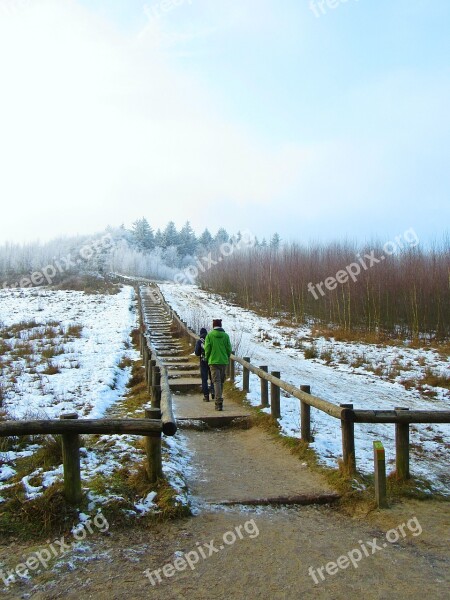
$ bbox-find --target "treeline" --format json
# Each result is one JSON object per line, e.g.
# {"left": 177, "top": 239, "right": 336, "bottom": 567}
{"left": 197, "top": 239, "right": 450, "bottom": 341}
{"left": 124, "top": 218, "right": 280, "bottom": 257}
{"left": 0, "top": 219, "right": 280, "bottom": 286}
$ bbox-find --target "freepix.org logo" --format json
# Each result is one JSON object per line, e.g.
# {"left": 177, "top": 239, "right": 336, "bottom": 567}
{"left": 144, "top": 519, "right": 260, "bottom": 586}
{"left": 0, "top": 512, "right": 109, "bottom": 587}
{"left": 307, "top": 228, "right": 419, "bottom": 300}
{"left": 308, "top": 516, "right": 422, "bottom": 584}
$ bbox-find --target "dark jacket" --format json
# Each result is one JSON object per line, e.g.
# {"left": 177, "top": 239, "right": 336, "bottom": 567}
{"left": 194, "top": 328, "right": 208, "bottom": 362}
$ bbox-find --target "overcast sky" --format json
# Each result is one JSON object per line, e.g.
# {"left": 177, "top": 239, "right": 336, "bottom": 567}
{"left": 0, "top": 0, "right": 449, "bottom": 244}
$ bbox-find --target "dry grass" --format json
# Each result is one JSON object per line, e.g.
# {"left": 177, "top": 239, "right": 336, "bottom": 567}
{"left": 41, "top": 361, "right": 61, "bottom": 375}
{"left": 53, "top": 274, "right": 120, "bottom": 295}
{"left": 15, "top": 435, "right": 63, "bottom": 473}
{"left": 419, "top": 369, "right": 450, "bottom": 390}
{"left": 65, "top": 324, "right": 83, "bottom": 338}
{"left": 0, "top": 483, "right": 80, "bottom": 539}
{"left": 304, "top": 344, "right": 318, "bottom": 359}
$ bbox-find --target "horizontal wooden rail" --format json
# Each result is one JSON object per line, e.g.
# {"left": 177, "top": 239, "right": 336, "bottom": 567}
{"left": 145, "top": 334, "right": 178, "bottom": 436}
{"left": 231, "top": 356, "right": 344, "bottom": 420}
{"left": 352, "top": 410, "right": 450, "bottom": 424}
{"left": 0, "top": 419, "right": 163, "bottom": 437}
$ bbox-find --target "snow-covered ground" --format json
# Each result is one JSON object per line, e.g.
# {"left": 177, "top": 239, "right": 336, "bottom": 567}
{"left": 0, "top": 286, "right": 136, "bottom": 420}
{"left": 0, "top": 285, "right": 190, "bottom": 515}
{"left": 159, "top": 283, "right": 450, "bottom": 495}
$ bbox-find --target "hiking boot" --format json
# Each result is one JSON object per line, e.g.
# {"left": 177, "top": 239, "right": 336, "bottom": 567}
{"left": 215, "top": 401, "right": 223, "bottom": 411}
{"left": 203, "top": 395, "right": 210, "bottom": 402}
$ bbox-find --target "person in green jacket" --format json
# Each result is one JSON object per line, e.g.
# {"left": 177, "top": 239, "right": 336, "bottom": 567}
{"left": 204, "top": 318, "right": 232, "bottom": 411}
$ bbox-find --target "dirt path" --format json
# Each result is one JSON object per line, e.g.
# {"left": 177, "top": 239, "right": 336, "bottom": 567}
{"left": 2, "top": 386, "right": 447, "bottom": 600}
{"left": 178, "top": 403, "right": 335, "bottom": 505}
{"left": 0, "top": 286, "right": 447, "bottom": 599}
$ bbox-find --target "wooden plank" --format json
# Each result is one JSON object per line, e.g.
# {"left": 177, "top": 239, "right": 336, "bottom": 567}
{"left": 0, "top": 419, "right": 163, "bottom": 437}
{"left": 220, "top": 493, "right": 340, "bottom": 506}
{"left": 353, "top": 410, "right": 450, "bottom": 423}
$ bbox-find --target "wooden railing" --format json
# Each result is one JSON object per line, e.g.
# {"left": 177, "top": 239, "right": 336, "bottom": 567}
{"left": 0, "top": 283, "right": 177, "bottom": 505}
{"left": 0, "top": 414, "right": 165, "bottom": 504}
{"left": 151, "top": 283, "right": 450, "bottom": 488}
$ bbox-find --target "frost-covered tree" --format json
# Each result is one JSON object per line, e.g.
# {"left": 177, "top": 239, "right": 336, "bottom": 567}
{"left": 214, "top": 227, "right": 229, "bottom": 245}
{"left": 199, "top": 228, "right": 213, "bottom": 250}
{"left": 163, "top": 245, "right": 180, "bottom": 268}
{"left": 270, "top": 233, "right": 281, "bottom": 250}
{"left": 162, "top": 221, "right": 179, "bottom": 249}
{"left": 130, "top": 218, "right": 154, "bottom": 252}
{"left": 178, "top": 221, "right": 197, "bottom": 257}
{"left": 154, "top": 228, "right": 163, "bottom": 247}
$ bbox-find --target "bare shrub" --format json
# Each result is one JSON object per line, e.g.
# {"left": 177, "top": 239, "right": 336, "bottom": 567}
{"left": 198, "top": 239, "right": 450, "bottom": 341}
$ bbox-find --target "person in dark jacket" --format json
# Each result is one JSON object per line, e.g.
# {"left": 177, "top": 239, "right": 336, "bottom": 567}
{"left": 204, "top": 319, "right": 232, "bottom": 411}
{"left": 194, "top": 327, "right": 211, "bottom": 402}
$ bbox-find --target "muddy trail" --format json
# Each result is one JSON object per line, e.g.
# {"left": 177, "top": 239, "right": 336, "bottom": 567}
{"left": 0, "top": 286, "right": 448, "bottom": 599}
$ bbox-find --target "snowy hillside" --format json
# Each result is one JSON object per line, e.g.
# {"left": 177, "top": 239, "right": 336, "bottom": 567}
{"left": 160, "top": 283, "right": 450, "bottom": 495}
{"left": 0, "top": 286, "right": 136, "bottom": 420}
{"left": 0, "top": 285, "right": 189, "bottom": 514}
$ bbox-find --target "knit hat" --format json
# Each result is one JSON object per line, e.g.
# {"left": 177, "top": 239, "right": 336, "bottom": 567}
{"left": 200, "top": 327, "right": 207, "bottom": 337}
{"left": 212, "top": 319, "right": 222, "bottom": 328}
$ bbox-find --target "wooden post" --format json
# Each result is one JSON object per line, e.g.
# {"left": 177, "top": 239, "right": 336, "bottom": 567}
{"left": 145, "top": 355, "right": 152, "bottom": 384}
{"left": 270, "top": 371, "right": 281, "bottom": 419}
{"left": 243, "top": 357, "right": 250, "bottom": 393}
{"left": 143, "top": 345, "right": 150, "bottom": 378}
{"left": 395, "top": 407, "right": 410, "bottom": 480}
{"left": 60, "top": 413, "right": 82, "bottom": 504}
{"left": 340, "top": 403, "right": 356, "bottom": 474}
{"left": 229, "top": 353, "right": 235, "bottom": 383}
{"left": 145, "top": 408, "right": 162, "bottom": 483}
{"left": 300, "top": 385, "right": 311, "bottom": 443}
{"left": 260, "top": 366, "right": 269, "bottom": 407}
{"left": 373, "top": 441, "right": 387, "bottom": 508}
{"left": 152, "top": 366, "right": 162, "bottom": 409}
{"left": 148, "top": 359, "right": 156, "bottom": 392}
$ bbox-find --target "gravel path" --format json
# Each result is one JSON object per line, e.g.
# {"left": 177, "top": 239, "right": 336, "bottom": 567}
{"left": 1, "top": 403, "right": 448, "bottom": 599}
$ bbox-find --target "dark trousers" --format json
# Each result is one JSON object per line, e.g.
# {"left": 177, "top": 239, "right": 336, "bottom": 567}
{"left": 200, "top": 360, "right": 209, "bottom": 397}
{"left": 210, "top": 364, "right": 227, "bottom": 402}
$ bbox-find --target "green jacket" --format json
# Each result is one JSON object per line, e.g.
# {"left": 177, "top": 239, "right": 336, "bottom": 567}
{"left": 204, "top": 328, "right": 232, "bottom": 365}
